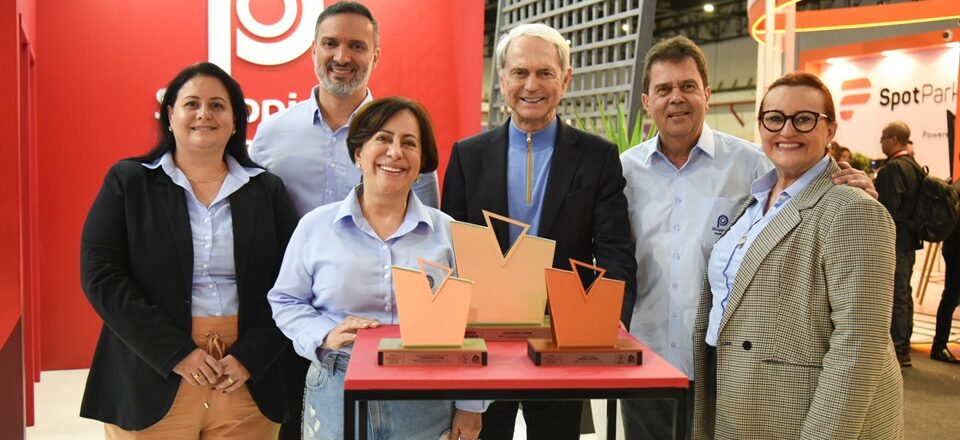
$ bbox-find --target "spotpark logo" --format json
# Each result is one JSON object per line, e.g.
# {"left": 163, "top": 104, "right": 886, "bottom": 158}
{"left": 207, "top": 0, "right": 324, "bottom": 73}
{"left": 838, "top": 77, "right": 871, "bottom": 121}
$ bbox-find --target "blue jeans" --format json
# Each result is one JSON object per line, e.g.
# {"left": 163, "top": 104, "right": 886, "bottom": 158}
{"left": 303, "top": 352, "right": 454, "bottom": 440}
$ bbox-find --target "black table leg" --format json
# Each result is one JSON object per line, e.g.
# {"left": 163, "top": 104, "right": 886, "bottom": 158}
{"left": 358, "top": 400, "right": 368, "bottom": 440}
{"left": 674, "top": 389, "right": 687, "bottom": 440}
{"left": 344, "top": 393, "right": 355, "bottom": 440}
{"left": 606, "top": 399, "right": 618, "bottom": 439}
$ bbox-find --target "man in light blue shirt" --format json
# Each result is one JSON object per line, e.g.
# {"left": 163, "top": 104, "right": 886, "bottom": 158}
{"left": 249, "top": 2, "right": 438, "bottom": 217}
{"left": 619, "top": 36, "right": 875, "bottom": 440}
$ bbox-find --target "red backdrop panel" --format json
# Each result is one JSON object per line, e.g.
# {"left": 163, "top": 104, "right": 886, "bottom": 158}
{"left": 36, "top": 0, "right": 483, "bottom": 370}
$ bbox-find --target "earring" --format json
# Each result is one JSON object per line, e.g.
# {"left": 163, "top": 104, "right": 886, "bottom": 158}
{"left": 356, "top": 162, "right": 361, "bottom": 169}
{"left": 232, "top": 130, "right": 236, "bottom": 135}
{"left": 416, "top": 176, "right": 421, "bottom": 183}
{"left": 168, "top": 126, "right": 172, "bottom": 132}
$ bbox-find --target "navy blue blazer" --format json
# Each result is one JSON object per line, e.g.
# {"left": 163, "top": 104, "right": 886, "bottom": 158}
{"left": 80, "top": 159, "right": 299, "bottom": 430}
{"left": 441, "top": 119, "right": 638, "bottom": 326}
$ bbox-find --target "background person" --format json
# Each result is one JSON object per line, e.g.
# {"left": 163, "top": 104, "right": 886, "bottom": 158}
{"left": 268, "top": 97, "right": 484, "bottom": 440}
{"left": 876, "top": 121, "right": 922, "bottom": 368}
{"left": 692, "top": 72, "right": 903, "bottom": 439}
{"left": 442, "top": 23, "right": 636, "bottom": 440}
{"left": 80, "top": 62, "right": 299, "bottom": 438}
{"left": 932, "top": 224, "right": 960, "bottom": 363}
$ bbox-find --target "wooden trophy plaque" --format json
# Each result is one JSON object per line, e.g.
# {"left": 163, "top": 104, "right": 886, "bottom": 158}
{"left": 452, "top": 211, "right": 557, "bottom": 340}
{"left": 379, "top": 259, "right": 486, "bottom": 366}
{"left": 528, "top": 259, "right": 642, "bottom": 366}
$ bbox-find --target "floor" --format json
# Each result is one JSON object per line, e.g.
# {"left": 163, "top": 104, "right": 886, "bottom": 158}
{"left": 24, "top": 242, "right": 960, "bottom": 439}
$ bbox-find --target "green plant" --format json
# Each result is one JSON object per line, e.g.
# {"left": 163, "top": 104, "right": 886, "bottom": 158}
{"left": 574, "top": 95, "right": 657, "bottom": 154}
{"left": 849, "top": 151, "right": 872, "bottom": 173}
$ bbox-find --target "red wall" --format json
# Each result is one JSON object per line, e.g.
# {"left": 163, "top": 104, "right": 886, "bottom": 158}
{"left": 35, "top": 0, "right": 483, "bottom": 370}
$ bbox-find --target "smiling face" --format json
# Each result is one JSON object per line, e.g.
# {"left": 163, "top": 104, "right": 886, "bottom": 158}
{"left": 642, "top": 58, "right": 711, "bottom": 150}
{"left": 498, "top": 35, "right": 572, "bottom": 132}
{"left": 166, "top": 75, "right": 235, "bottom": 157}
{"left": 759, "top": 85, "right": 837, "bottom": 184}
{"left": 312, "top": 13, "right": 379, "bottom": 98}
{"left": 354, "top": 109, "right": 423, "bottom": 198}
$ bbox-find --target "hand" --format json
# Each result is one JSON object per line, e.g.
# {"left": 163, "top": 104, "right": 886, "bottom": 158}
{"left": 173, "top": 348, "right": 223, "bottom": 387}
{"left": 450, "top": 409, "right": 482, "bottom": 440}
{"left": 214, "top": 354, "right": 250, "bottom": 393}
{"left": 832, "top": 161, "right": 878, "bottom": 200}
{"left": 320, "top": 315, "right": 380, "bottom": 351}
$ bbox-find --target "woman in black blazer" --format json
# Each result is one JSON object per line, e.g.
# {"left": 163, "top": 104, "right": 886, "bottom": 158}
{"left": 80, "top": 62, "right": 298, "bottom": 438}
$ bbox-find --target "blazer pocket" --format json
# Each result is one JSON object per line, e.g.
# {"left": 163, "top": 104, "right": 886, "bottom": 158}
{"left": 759, "top": 359, "right": 820, "bottom": 432}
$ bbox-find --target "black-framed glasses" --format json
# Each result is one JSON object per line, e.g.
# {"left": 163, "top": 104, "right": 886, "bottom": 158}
{"left": 758, "top": 110, "right": 830, "bottom": 133}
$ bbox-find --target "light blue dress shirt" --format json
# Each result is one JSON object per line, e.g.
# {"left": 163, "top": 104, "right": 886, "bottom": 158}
{"left": 143, "top": 152, "right": 263, "bottom": 317}
{"left": 620, "top": 124, "right": 771, "bottom": 378}
{"left": 267, "top": 187, "right": 486, "bottom": 412}
{"left": 250, "top": 86, "right": 439, "bottom": 217}
{"left": 506, "top": 118, "right": 556, "bottom": 243}
{"left": 705, "top": 154, "right": 831, "bottom": 346}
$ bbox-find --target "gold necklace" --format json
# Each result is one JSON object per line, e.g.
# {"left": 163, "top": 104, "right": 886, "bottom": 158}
{"left": 181, "top": 165, "right": 228, "bottom": 183}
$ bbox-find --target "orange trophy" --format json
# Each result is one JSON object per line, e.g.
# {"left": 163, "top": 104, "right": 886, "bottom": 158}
{"left": 451, "top": 211, "right": 556, "bottom": 340}
{"left": 378, "top": 258, "right": 487, "bottom": 366}
{"left": 527, "top": 259, "right": 643, "bottom": 366}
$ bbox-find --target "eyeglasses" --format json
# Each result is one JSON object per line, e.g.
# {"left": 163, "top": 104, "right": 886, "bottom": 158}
{"left": 758, "top": 110, "right": 830, "bottom": 133}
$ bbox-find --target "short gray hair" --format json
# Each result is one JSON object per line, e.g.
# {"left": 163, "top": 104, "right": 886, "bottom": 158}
{"left": 495, "top": 23, "right": 570, "bottom": 72}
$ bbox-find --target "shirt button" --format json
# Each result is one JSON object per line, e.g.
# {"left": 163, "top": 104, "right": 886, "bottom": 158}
{"left": 212, "top": 292, "right": 218, "bottom": 296}
{"left": 207, "top": 283, "right": 214, "bottom": 288}
{"left": 329, "top": 163, "right": 336, "bottom": 168}
{"left": 204, "top": 244, "right": 211, "bottom": 249}
{"left": 670, "top": 342, "right": 677, "bottom": 348}
{"left": 672, "top": 282, "right": 679, "bottom": 289}
{"left": 381, "top": 245, "right": 388, "bottom": 250}
{"left": 671, "top": 313, "right": 678, "bottom": 318}
{"left": 674, "top": 197, "right": 682, "bottom": 203}
{"left": 203, "top": 218, "right": 210, "bottom": 223}
{"left": 384, "top": 306, "right": 390, "bottom": 311}
{"left": 202, "top": 272, "right": 208, "bottom": 276}
{"left": 672, "top": 254, "right": 680, "bottom": 261}
{"left": 327, "top": 190, "right": 334, "bottom": 195}
{"left": 215, "top": 312, "right": 222, "bottom": 317}
{"left": 384, "top": 273, "right": 390, "bottom": 279}
{"left": 203, "top": 264, "right": 208, "bottom": 269}
{"left": 383, "top": 265, "right": 390, "bottom": 270}
{"left": 204, "top": 235, "right": 210, "bottom": 240}
{"left": 673, "top": 225, "right": 680, "bottom": 231}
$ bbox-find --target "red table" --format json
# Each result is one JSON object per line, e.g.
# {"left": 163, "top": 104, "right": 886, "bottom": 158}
{"left": 343, "top": 325, "right": 689, "bottom": 440}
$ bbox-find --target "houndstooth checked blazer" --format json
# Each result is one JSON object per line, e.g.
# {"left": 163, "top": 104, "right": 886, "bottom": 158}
{"left": 692, "top": 161, "right": 904, "bottom": 440}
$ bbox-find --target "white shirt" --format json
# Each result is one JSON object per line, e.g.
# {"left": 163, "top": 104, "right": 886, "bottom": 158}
{"left": 620, "top": 123, "right": 771, "bottom": 378}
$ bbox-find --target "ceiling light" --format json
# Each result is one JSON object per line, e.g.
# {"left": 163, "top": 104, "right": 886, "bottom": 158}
{"left": 704, "top": 4, "right": 716, "bottom": 13}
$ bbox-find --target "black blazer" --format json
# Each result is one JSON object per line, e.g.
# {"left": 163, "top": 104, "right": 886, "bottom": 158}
{"left": 79, "top": 159, "right": 299, "bottom": 430}
{"left": 441, "top": 120, "right": 638, "bottom": 326}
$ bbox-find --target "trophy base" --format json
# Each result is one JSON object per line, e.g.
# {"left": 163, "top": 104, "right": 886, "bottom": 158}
{"left": 465, "top": 316, "right": 552, "bottom": 341}
{"left": 377, "top": 338, "right": 487, "bottom": 366}
{"left": 526, "top": 338, "right": 643, "bottom": 366}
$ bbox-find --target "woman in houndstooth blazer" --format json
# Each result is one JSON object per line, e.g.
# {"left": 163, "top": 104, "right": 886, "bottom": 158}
{"left": 692, "top": 72, "right": 903, "bottom": 440}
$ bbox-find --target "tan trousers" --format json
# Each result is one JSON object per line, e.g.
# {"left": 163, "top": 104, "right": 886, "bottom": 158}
{"left": 105, "top": 316, "right": 279, "bottom": 439}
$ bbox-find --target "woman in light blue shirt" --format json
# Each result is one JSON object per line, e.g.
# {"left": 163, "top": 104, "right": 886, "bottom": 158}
{"left": 691, "top": 72, "right": 903, "bottom": 439}
{"left": 268, "top": 97, "right": 484, "bottom": 440}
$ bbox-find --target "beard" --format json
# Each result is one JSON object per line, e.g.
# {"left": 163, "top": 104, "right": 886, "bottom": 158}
{"left": 317, "top": 60, "right": 368, "bottom": 97}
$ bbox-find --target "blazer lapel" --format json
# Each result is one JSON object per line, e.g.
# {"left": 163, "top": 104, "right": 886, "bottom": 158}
{"left": 152, "top": 171, "right": 193, "bottom": 297}
{"left": 229, "top": 183, "right": 256, "bottom": 303}
{"left": 718, "top": 161, "right": 839, "bottom": 332}
{"left": 538, "top": 121, "right": 582, "bottom": 235}
{"left": 484, "top": 123, "right": 511, "bottom": 251}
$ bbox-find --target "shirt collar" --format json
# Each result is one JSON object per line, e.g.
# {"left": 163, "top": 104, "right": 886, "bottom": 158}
{"left": 642, "top": 122, "right": 716, "bottom": 166}
{"left": 507, "top": 117, "right": 559, "bottom": 151}
{"left": 143, "top": 152, "right": 263, "bottom": 203}
{"left": 750, "top": 153, "right": 831, "bottom": 207}
{"left": 311, "top": 86, "right": 374, "bottom": 132}
{"left": 333, "top": 185, "right": 435, "bottom": 237}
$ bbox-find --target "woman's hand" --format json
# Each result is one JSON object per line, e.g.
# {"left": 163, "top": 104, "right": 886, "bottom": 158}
{"left": 173, "top": 348, "right": 223, "bottom": 386}
{"left": 451, "top": 409, "right": 482, "bottom": 440}
{"left": 214, "top": 354, "right": 250, "bottom": 393}
{"left": 320, "top": 315, "right": 380, "bottom": 351}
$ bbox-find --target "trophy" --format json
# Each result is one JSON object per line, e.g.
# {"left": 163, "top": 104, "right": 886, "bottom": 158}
{"left": 527, "top": 259, "right": 642, "bottom": 366}
{"left": 378, "top": 259, "right": 486, "bottom": 366}
{"left": 452, "top": 210, "right": 555, "bottom": 341}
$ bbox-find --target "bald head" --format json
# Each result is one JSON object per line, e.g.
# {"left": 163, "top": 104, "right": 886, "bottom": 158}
{"left": 881, "top": 121, "right": 911, "bottom": 158}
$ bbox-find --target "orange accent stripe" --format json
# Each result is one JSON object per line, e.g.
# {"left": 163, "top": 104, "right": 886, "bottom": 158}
{"left": 841, "top": 78, "right": 871, "bottom": 90}
{"left": 840, "top": 110, "right": 854, "bottom": 121}
{"left": 840, "top": 94, "right": 870, "bottom": 105}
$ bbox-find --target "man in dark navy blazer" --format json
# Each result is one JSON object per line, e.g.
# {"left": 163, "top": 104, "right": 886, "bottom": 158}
{"left": 441, "top": 23, "right": 636, "bottom": 440}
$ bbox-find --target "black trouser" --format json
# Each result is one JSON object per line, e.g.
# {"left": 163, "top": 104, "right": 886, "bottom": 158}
{"left": 891, "top": 248, "right": 916, "bottom": 356}
{"left": 620, "top": 382, "right": 693, "bottom": 440}
{"left": 935, "top": 237, "right": 960, "bottom": 348}
{"left": 480, "top": 400, "right": 583, "bottom": 440}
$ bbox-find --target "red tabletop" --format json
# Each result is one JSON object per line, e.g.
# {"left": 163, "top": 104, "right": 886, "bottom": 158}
{"left": 344, "top": 325, "right": 689, "bottom": 392}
